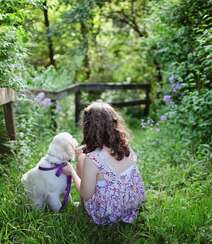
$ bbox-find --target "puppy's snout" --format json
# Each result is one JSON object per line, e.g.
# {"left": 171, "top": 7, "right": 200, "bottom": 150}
{"left": 67, "top": 142, "right": 78, "bottom": 161}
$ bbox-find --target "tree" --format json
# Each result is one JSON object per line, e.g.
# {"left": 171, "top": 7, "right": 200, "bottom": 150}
{"left": 43, "top": 0, "right": 56, "bottom": 67}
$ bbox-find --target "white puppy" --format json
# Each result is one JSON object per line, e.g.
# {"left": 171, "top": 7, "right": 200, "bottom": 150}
{"left": 21, "top": 132, "right": 78, "bottom": 211}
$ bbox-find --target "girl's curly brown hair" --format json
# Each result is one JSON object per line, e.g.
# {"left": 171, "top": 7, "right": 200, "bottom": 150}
{"left": 82, "top": 102, "right": 130, "bottom": 160}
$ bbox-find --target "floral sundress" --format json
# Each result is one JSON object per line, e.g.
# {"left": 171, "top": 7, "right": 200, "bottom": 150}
{"left": 84, "top": 149, "right": 145, "bottom": 225}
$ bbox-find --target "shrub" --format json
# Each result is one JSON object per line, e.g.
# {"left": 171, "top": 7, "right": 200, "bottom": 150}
{"left": 172, "top": 90, "right": 212, "bottom": 147}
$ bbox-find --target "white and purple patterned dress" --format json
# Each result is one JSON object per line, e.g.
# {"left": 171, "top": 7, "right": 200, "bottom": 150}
{"left": 84, "top": 150, "right": 145, "bottom": 225}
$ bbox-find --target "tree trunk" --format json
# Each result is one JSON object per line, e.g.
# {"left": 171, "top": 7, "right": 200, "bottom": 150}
{"left": 80, "top": 21, "right": 90, "bottom": 80}
{"left": 43, "top": 0, "right": 56, "bottom": 67}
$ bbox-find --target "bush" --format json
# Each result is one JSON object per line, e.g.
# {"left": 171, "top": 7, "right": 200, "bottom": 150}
{"left": 145, "top": 0, "right": 211, "bottom": 92}
{"left": 173, "top": 90, "right": 212, "bottom": 146}
{"left": 156, "top": 90, "right": 212, "bottom": 157}
{"left": 0, "top": 28, "right": 27, "bottom": 89}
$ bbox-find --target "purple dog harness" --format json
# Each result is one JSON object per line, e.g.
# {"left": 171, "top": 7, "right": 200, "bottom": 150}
{"left": 38, "top": 162, "right": 72, "bottom": 210}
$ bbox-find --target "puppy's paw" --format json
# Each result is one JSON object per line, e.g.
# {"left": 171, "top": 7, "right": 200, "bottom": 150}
{"left": 72, "top": 201, "right": 80, "bottom": 208}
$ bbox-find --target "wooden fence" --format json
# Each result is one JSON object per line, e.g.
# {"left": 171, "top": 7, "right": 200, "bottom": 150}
{"left": 30, "top": 83, "right": 151, "bottom": 126}
{"left": 0, "top": 88, "right": 16, "bottom": 140}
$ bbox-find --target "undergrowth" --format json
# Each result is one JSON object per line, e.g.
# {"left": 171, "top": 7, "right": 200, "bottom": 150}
{"left": 0, "top": 119, "right": 211, "bottom": 243}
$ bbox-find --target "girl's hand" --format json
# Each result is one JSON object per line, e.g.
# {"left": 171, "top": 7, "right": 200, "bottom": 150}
{"left": 63, "top": 163, "right": 74, "bottom": 176}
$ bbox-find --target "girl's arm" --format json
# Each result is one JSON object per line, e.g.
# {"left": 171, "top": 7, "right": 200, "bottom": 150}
{"left": 80, "top": 156, "right": 98, "bottom": 200}
{"left": 63, "top": 156, "right": 98, "bottom": 201}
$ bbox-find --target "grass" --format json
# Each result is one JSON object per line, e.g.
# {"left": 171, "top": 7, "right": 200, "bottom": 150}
{"left": 0, "top": 120, "right": 211, "bottom": 243}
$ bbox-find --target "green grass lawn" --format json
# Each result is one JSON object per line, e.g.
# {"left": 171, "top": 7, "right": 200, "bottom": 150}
{"left": 0, "top": 123, "right": 211, "bottom": 243}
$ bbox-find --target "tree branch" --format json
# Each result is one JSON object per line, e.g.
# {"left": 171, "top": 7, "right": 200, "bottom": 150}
{"left": 115, "top": 10, "right": 146, "bottom": 37}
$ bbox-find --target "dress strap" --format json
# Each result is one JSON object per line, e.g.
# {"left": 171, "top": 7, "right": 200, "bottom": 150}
{"left": 129, "top": 148, "right": 137, "bottom": 163}
{"left": 86, "top": 151, "right": 105, "bottom": 171}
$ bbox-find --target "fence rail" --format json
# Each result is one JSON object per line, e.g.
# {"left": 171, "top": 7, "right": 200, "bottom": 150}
{"left": 0, "top": 88, "right": 16, "bottom": 140}
{"left": 30, "top": 83, "right": 151, "bottom": 125}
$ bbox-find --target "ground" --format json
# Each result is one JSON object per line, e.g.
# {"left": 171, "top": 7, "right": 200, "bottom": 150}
{"left": 0, "top": 123, "right": 211, "bottom": 243}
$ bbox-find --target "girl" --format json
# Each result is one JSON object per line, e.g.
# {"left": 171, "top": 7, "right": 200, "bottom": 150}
{"left": 63, "top": 102, "right": 144, "bottom": 224}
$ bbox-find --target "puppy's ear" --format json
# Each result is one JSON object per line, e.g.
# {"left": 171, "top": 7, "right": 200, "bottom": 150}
{"left": 68, "top": 144, "right": 76, "bottom": 161}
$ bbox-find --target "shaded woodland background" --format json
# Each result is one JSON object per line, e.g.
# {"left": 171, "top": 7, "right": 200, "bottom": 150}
{"left": 0, "top": 0, "right": 211, "bottom": 243}
{"left": 1, "top": 0, "right": 211, "bottom": 148}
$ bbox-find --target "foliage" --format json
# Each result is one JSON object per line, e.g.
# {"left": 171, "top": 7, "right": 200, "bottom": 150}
{"left": 145, "top": 0, "right": 212, "bottom": 91}
{"left": 0, "top": 0, "right": 45, "bottom": 88}
{"left": 14, "top": 95, "right": 53, "bottom": 163}
{"left": 0, "top": 0, "right": 26, "bottom": 88}
{"left": 142, "top": 0, "right": 212, "bottom": 153}
{"left": 172, "top": 90, "right": 212, "bottom": 146}
{"left": 26, "top": 66, "right": 75, "bottom": 89}
{"left": 19, "top": 0, "right": 156, "bottom": 85}
{"left": 156, "top": 89, "right": 212, "bottom": 152}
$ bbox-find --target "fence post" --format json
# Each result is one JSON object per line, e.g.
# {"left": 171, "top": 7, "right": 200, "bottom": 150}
{"left": 144, "top": 85, "right": 150, "bottom": 116}
{"left": 50, "top": 99, "right": 57, "bottom": 130}
{"left": 75, "top": 91, "right": 81, "bottom": 125}
{"left": 3, "top": 102, "right": 16, "bottom": 140}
